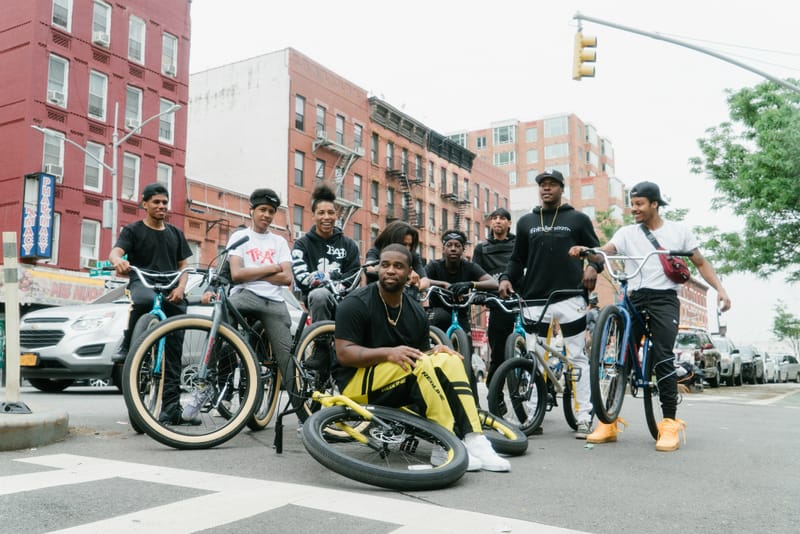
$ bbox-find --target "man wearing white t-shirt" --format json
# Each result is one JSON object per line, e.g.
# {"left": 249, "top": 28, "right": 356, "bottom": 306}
{"left": 570, "top": 181, "right": 731, "bottom": 452}
{"left": 228, "top": 188, "right": 294, "bottom": 390}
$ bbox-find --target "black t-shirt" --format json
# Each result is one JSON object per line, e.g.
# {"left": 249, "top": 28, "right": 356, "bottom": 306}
{"left": 114, "top": 220, "right": 192, "bottom": 288}
{"left": 425, "top": 258, "right": 487, "bottom": 325}
{"left": 364, "top": 246, "right": 426, "bottom": 283}
{"left": 333, "top": 284, "right": 430, "bottom": 390}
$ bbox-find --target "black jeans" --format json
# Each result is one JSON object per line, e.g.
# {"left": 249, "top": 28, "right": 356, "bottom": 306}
{"left": 486, "top": 307, "right": 515, "bottom": 385}
{"left": 629, "top": 289, "right": 680, "bottom": 420}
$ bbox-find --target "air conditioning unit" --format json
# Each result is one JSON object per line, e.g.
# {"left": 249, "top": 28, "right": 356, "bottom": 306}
{"left": 293, "top": 229, "right": 304, "bottom": 239}
{"left": 163, "top": 63, "right": 177, "bottom": 76}
{"left": 125, "top": 118, "right": 140, "bottom": 130}
{"left": 92, "top": 31, "right": 110, "bottom": 47}
{"left": 43, "top": 164, "right": 63, "bottom": 182}
{"left": 47, "top": 90, "right": 65, "bottom": 106}
{"left": 315, "top": 129, "right": 327, "bottom": 139}
{"left": 80, "top": 256, "right": 96, "bottom": 269}
{"left": 354, "top": 146, "right": 365, "bottom": 157}
{"left": 370, "top": 205, "right": 379, "bottom": 215}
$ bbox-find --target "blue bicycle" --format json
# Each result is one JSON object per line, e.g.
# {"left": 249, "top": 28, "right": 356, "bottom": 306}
{"left": 583, "top": 248, "right": 693, "bottom": 439}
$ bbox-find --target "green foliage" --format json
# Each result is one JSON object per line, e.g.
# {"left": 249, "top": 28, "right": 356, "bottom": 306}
{"left": 772, "top": 300, "right": 800, "bottom": 357}
{"left": 690, "top": 80, "right": 800, "bottom": 282}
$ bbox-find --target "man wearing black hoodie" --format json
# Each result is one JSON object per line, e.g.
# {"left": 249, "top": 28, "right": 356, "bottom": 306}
{"left": 291, "top": 184, "right": 361, "bottom": 371}
{"left": 498, "top": 170, "right": 602, "bottom": 439}
{"left": 472, "top": 207, "right": 516, "bottom": 385}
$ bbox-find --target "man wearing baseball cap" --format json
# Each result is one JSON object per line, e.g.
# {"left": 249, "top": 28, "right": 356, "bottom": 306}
{"left": 226, "top": 188, "right": 294, "bottom": 392}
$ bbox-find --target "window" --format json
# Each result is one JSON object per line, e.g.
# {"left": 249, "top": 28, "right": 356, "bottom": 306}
{"left": 440, "top": 167, "right": 447, "bottom": 191}
{"left": 83, "top": 142, "right": 104, "bottom": 192}
{"left": 92, "top": 1, "right": 111, "bottom": 38}
{"left": 387, "top": 187, "right": 395, "bottom": 214}
{"left": 473, "top": 184, "right": 479, "bottom": 208}
{"left": 549, "top": 163, "right": 570, "bottom": 177}
{"left": 121, "top": 153, "right": 140, "bottom": 200}
{"left": 87, "top": 70, "right": 107, "bottom": 120}
{"left": 354, "top": 124, "right": 363, "bottom": 150}
{"left": 80, "top": 220, "right": 100, "bottom": 264}
{"left": 415, "top": 199, "right": 423, "bottom": 226}
{"left": 476, "top": 136, "right": 487, "bottom": 149}
{"left": 295, "top": 95, "right": 305, "bottom": 131}
{"left": 125, "top": 86, "right": 142, "bottom": 127}
{"left": 128, "top": 15, "right": 146, "bottom": 63}
{"left": 484, "top": 187, "right": 490, "bottom": 212}
{"left": 42, "top": 129, "right": 64, "bottom": 174}
{"left": 429, "top": 246, "right": 436, "bottom": 262}
{"left": 47, "top": 54, "right": 69, "bottom": 107}
{"left": 157, "top": 163, "right": 173, "bottom": 206}
{"left": 371, "top": 132, "right": 379, "bottom": 164}
{"left": 401, "top": 148, "right": 408, "bottom": 174}
{"left": 583, "top": 206, "right": 596, "bottom": 220}
{"left": 492, "top": 125, "right": 516, "bottom": 145}
{"left": 465, "top": 219, "right": 471, "bottom": 242}
{"left": 544, "top": 143, "right": 569, "bottom": 159}
{"left": 316, "top": 105, "right": 326, "bottom": 136}
{"left": 609, "top": 178, "right": 623, "bottom": 199}
{"left": 159, "top": 99, "right": 176, "bottom": 144}
{"left": 428, "top": 203, "right": 435, "bottom": 229}
{"left": 441, "top": 208, "right": 449, "bottom": 231}
{"left": 293, "top": 205, "right": 304, "bottom": 237}
{"left": 526, "top": 149, "right": 538, "bottom": 164}
{"left": 526, "top": 127, "right": 538, "bottom": 143}
{"left": 585, "top": 125, "right": 598, "bottom": 146}
{"left": 452, "top": 173, "right": 458, "bottom": 196}
{"left": 527, "top": 170, "right": 538, "bottom": 183}
{"left": 353, "top": 174, "right": 363, "bottom": 204}
{"left": 509, "top": 171, "right": 517, "bottom": 185}
{"left": 415, "top": 154, "right": 423, "bottom": 181}
{"left": 370, "top": 181, "right": 379, "bottom": 210}
{"left": 386, "top": 142, "right": 394, "bottom": 170}
{"left": 581, "top": 184, "right": 595, "bottom": 200}
{"left": 428, "top": 161, "right": 435, "bottom": 186}
{"left": 475, "top": 221, "right": 481, "bottom": 242}
{"left": 353, "top": 223, "right": 363, "bottom": 251}
{"left": 448, "top": 133, "right": 466, "bottom": 147}
{"left": 493, "top": 151, "right": 516, "bottom": 166}
{"left": 52, "top": 0, "right": 72, "bottom": 31}
{"left": 161, "top": 32, "right": 178, "bottom": 76}
{"left": 494, "top": 192, "right": 500, "bottom": 211}
{"left": 294, "top": 151, "right": 304, "bottom": 186}
{"left": 587, "top": 151, "right": 599, "bottom": 167}
{"left": 335, "top": 114, "right": 345, "bottom": 144}
{"left": 544, "top": 116, "right": 569, "bottom": 137}
{"left": 315, "top": 158, "right": 325, "bottom": 180}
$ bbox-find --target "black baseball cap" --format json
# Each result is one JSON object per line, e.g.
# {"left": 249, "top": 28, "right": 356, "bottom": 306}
{"left": 488, "top": 207, "right": 511, "bottom": 220}
{"left": 535, "top": 169, "right": 565, "bottom": 187}
{"left": 249, "top": 188, "right": 281, "bottom": 209}
{"left": 142, "top": 183, "right": 169, "bottom": 201}
{"left": 629, "top": 181, "right": 668, "bottom": 206}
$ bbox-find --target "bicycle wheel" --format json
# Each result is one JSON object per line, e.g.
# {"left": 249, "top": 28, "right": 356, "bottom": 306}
{"left": 123, "top": 315, "right": 262, "bottom": 449}
{"left": 302, "top": 404, "right": 468, "bottom": 491}
{"left": 450, "top": 328, "right": 471, "bottom": 360}
{"left": 127, "top": 313, "right": 162, "bottom": 434}
{"left": 292, "top": 320, "right": 337, "bottom": 422}
{"left": 562, "top": 377, "right": 578, "bottom": 430}
{"left": 428, "top": 326, "right": 451, "bottom": 349}
{"left": 487, "top": 357, "right": 546, "bottom": 436}
{"left": 589, "top": 306, "right": 628, "bottom": 424}
{"left": 642, "top": 342, "right": 660, "bottom": 440}
{"left": 478, "top": 410, "right": 528, "bottom": 456}
{"left": 242, "top": 322, "right": 281, "bottom": 431}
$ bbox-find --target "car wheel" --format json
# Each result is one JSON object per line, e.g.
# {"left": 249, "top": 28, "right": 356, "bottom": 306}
{"left": 28, "top": 378, "right": 75, "bottom": 393}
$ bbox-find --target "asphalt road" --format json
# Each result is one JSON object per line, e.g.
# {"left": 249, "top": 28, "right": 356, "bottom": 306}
{"left": 1, "top": 382, "right": 799, "bottom": 533}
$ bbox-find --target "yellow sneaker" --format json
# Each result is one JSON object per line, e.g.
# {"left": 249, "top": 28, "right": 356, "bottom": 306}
{"left": 655, "top": 418, "right": 686, "bottom": 452}
{"left": 586, "top": 418, "right": 627, "bottom": 444}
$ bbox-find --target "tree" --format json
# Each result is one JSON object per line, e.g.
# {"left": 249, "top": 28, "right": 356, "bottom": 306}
{"left": 690, "top": 80, "right": 800, "bottom": 282}
{"left": 772, "top": 300, "right": 800, "bottom": 357}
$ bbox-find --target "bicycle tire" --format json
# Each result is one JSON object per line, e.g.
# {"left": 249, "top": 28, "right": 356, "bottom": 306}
{"left": 123, "top": 314, "right": 262, "bottom": 449}
{"left": 562, "top": 379, "right": 578, "bottom": 430}
{"left": 428, "top": 326, "right": 451, "bottom": 349}
{"left": 450, "top": 328, "right": 471, "bottom": 361}
{"left": 642, "top": 342, "right": 660, "bottom": 440}
{"left": 291, "top": 320, "right": 338, "bottom": 422}
{"left": 242, "top": 323, "right": 281, "bottom": 431}
{"left": 128, "top": 313, "right": 162, "bottom": 434}
{"left": 589, "top": 306, "right": 628, "bottom": 424}
{"left": 487, "top": 357, "right": 547, "bottom": 436}
{"left": 302, "top": 404, "right": 468, "bottom": 491}
{"left": 478, "top": 410, "right": 528, "bottom": 456}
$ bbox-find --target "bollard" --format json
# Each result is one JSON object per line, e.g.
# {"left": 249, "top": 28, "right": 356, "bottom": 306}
{"left": 1, "top": 231, "right": 31, "bottom": 414}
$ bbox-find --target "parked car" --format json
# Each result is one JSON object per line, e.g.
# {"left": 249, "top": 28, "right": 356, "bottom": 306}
{"left": 673, "top": 327, "right": 721, "bottom": 387}
{"left": 18, "top": 277, "right": 303, "bottom": 393}
{"left": 711, "top": 334, "right": 742, "bottom": 386}
{"left": 763, "top": 353, "right": 779, "bottom": 383}
{"left": 739, "top": 345, "right": 765, "bottom": 384}
{"left": 777, "top": 354, "right": 800, "bottom": 383}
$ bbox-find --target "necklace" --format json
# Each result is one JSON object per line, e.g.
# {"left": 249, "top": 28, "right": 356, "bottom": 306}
{"left": 378, "top": 290, "right": 403, "bottom": 327}
{"left": 540, "top": 205, "right": 560, "bottom": 232}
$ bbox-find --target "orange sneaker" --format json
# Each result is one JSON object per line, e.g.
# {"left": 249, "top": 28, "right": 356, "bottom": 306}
{"left": 655, "top": 418, "right": 686, "bottom": 452}
{"left": 586, "top": 418, "right": 627, "bottom": 444}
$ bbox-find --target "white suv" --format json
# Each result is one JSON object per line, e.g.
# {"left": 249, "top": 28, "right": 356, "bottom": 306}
{"left": 711, "top": 334, "right": 742, "bottom": 387}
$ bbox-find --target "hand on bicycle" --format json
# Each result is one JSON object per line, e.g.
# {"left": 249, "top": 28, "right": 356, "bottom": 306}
{"left": 498, "top": 279, "right": 514, "bottom": 299}
{"left": 309, "top": 271, "right": 330, "bottom": 288}
{"left": 166, "top": 285, "right": 185, "bottom": 304}
{"left": 385, "top": 345, "right": 425, "bottom": 372}
{"left": 448, "top": 281, "right": 473, "bottom": 297}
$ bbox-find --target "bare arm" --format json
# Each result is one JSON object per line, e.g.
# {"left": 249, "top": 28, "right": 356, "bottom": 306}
{"left": 230, "top": 256, "right": 292, "bottom": 286}
{"left": 109, "top": 246, "right": 130, "bottom": 275}
{"left": 335, "top": 338, "right": 424, "bottom": 372}
{"left": 689, "top": 248, "right": 732, "bottom": 312}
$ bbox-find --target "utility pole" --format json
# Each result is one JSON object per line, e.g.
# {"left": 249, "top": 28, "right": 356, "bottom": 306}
{"left": 573, "top": 12, "right": 800, "bottom": 94}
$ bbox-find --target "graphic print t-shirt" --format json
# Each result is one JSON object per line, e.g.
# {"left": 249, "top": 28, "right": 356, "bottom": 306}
{"left": 228, "top": 228, "right": 291, "bottom": 301}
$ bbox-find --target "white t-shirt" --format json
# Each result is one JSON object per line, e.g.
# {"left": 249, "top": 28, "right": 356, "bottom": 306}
{"left": 609, "top": 221, "right": 698, "bottom": 291}
{"left": 228, "top": 228, "right": 291, "bottom": 301}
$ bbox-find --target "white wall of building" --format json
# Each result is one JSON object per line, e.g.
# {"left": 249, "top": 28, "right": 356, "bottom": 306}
{"left": 187, "top": 50, "right": 290, "bottom": 201}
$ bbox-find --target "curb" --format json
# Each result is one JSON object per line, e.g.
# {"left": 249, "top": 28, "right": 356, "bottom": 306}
{"left": 0, "top": 408, "right": 69, "bottom": 451}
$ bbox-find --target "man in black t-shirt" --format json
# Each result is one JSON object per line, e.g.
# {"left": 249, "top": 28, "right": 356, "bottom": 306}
{"left": 109, "top": 183, "right": 192, "bottom": 425}
{"left": 335, "top": 244, "right": 510, "bottom": 472}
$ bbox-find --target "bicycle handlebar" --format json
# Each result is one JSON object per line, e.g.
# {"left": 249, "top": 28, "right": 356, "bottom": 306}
{"left": 580, "top": 248, "right": 693, "bottom": 282}
{"left": 128, "top": 265, "right": 195, "bottom": 292}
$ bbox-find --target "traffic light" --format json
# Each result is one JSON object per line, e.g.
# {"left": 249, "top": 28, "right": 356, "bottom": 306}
{"left": 572, "top": 32, "right": 597, "bottom": 80}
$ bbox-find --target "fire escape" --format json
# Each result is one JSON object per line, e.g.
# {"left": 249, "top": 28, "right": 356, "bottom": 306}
{"left": 386, "top": 168, "right": 423, "bottom": 229}
{"left": 439, "top": 182, "right": 469, "bottom": 231}
{"left": 312, "top": 128, "right": 364, "bottom": 229}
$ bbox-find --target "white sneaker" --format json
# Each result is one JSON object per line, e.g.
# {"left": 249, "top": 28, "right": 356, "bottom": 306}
{"left": 464, "top": 433, "right": 510, "bottom": 472}
{"left": 433, "top": 444, "right": 481, "bottom": 470}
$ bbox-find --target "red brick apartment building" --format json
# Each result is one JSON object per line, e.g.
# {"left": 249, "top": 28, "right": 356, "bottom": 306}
{"left": 0, "top": 0, "right": 190, "bottom": 309}
{"left": 187, "top": 48, "right": 509, "bottom": 267}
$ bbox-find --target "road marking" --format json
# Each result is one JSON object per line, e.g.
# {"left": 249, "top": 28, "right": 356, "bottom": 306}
{"left": 9, "top": 454, "right": 587, "bottom": 534}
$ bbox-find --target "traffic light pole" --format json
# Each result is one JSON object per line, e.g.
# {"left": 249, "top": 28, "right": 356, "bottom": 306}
{"left": 573, "top": 12, "right": 800, "bottom": 94}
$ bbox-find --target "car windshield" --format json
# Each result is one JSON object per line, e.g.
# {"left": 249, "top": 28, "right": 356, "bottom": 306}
{"left": 675, "top": 333, "right": 700, "bottom": 349}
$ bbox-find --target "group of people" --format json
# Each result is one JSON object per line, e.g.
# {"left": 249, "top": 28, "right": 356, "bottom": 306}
{"left": 110, "top": 170, "right": 731, "bottom": 461}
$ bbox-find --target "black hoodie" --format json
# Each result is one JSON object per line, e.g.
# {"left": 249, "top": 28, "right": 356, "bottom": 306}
{"left": 473, "top": 233, "right": 516, "bottom": 278}
{"left": 291, "top": 225, "right": 361, "bottom": 296}
{"left": 504, "top": 204, "right": 600, "bottom": 301}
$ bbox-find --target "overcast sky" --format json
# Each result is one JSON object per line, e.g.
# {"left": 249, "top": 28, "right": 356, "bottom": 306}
{"left": 188, "top": 0, "right": 800, "bottom": 350}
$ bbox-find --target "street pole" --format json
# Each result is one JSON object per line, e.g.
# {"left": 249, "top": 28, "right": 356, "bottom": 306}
{"left": 573, "top": 12, "right": 800, "bottom": 94}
